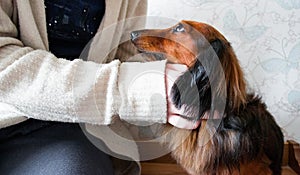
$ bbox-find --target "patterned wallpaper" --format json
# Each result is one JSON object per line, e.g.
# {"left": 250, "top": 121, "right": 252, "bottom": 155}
{"left": 147, "top": 0, "right": 300, "bottom": 142}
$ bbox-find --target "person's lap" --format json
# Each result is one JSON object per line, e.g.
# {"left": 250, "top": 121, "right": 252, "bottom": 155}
{"left": 0, "top": 120, "right": 114, "bottom": 175}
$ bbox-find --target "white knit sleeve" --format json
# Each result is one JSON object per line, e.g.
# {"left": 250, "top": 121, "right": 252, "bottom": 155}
{"left": 0, "top": 48, "right": 119, "bottom": 124}
{"left": 0, "top": 48, "right": 168, "bottom": 125}
{"left": 118, "top": 60, "right": 168, "bottom": 124}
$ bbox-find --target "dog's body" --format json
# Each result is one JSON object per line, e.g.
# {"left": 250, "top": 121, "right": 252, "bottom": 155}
{"left": 131, "top": 20, "right": 284, "bottom": 175}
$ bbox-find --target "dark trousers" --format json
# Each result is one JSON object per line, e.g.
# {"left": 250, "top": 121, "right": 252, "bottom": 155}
{"left": 0, "top": 119, "right": 114, "bottom": 175}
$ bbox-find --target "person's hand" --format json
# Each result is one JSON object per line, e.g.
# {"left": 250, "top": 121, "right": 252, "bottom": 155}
{"left": 165, "top": 63, "right": 201, "bottom": 129}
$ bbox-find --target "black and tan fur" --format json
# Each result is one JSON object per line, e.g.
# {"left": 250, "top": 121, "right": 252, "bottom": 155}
{"left": 131, "top": 20, "right": 284, "bottom": 175}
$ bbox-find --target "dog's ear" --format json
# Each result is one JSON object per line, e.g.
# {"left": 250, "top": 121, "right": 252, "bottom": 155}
{"left": 197, "top": 37, "right": 247, "bottom": 110}
{"left": 171, "top": 60, "right": 212, "bottom": 121}
{"left": 170, "top": 39, "right": 227, "bottom": 121}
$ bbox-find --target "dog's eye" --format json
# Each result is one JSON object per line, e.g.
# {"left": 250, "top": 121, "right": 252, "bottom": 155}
{"left": 173, "top": 23, "right": 185, "bottom": 33}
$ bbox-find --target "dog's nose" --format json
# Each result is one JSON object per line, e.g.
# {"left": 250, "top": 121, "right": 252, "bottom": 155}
{"left": 130, "top": 31, "right": 140, "bottom": 40}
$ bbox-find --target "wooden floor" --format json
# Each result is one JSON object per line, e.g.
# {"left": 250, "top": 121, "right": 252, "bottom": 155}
{"left": 141, "top": 163, "right": 188, "bottom": 175}
{"left": 140, "top": 140, "right": 300, "bottom": 175}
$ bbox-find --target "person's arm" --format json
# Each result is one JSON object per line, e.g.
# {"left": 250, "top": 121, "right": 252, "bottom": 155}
{"left": 0, "top": 1, "right": 169, "bottom": 126}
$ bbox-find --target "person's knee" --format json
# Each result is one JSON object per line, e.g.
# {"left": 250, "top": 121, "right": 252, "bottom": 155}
{"left": 39, "top": 141, "right": 114, "bottom": 175}
{"left": 2, "top": 141, "right": 114, "bottom": 175}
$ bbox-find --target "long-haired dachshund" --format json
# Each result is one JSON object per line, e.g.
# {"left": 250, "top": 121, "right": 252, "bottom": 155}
{"left": 131, "top": 20, "right": 284, "bottom": 175}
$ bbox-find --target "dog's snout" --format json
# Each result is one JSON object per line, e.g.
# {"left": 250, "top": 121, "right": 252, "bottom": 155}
{"left": 130, "top": 31, "right": 140, "bottom": 41}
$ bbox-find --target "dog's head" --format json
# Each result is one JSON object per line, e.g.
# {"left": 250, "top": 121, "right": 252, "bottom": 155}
{"left": 131, "top": 20, "right": 246, "bottom": 121}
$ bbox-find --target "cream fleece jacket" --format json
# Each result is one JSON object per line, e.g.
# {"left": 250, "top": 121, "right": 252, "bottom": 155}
{"left": 0, "top": 0, "right": 167, "bottom": 129}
